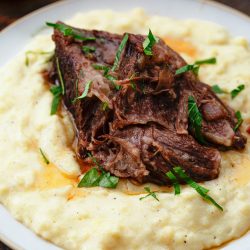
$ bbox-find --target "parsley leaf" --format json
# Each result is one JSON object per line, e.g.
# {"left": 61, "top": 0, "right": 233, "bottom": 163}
{"left": 231, "top": 84, "right": 245, "bottom": 99}
{"left": 172, "top": 166, "right": 223, "bottom": 211}
{"left": 78, "top": 154, "right": 119, "bottom": 189}
{"left": 39, "top": 148, "right": 50, "bottom": 164}
{"left": 82, "top": 46, "right": 96, "bottom": 54}
{"left": 143, "top": 29, "right": 159, "bottom": 56}
{"left": 111, "top": 33, "right": 129, "bottom": 71}
{"left": 92, "top": 64, "right": 121, "bottom": 90}
{"left": 175, "top": 57, "right": 217, "bottom": 75}
{"left": 55, "top": 57, "right": 65, "bottom": 95}
{"left": 188, "top": 96, "right": 206, "bottom": 144}
{"left": 234, "top": 111, "right": 243, "bottom": 131}
{"left": 212, "top": 85, "right": 226, "bottom": 94}
{"left": 50, "top": 85, "right": 62, "bottom": 115}
{"left": 78, "top": 168, "right": 100, "bottom": 187}
{"left": 166, "top": 171, "right": 181, "bottom": 195}
{"left": 72, "top": 80, "right": 92, "bottom": 103}
{"left": 46, "top": 22, "right": 96, "bottom": 41}
{"left": 92, "top": 64, "right": 110, "bottom": 75}
{"left": 102, "top": 101, "right": 109, "bottom": 111}
{"left": 139, "top": 187, "right": 159, "bottom": 201}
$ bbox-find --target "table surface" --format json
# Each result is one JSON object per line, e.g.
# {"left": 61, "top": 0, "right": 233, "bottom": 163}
{"left": 0, "top": 0, "right": 249, "bottom": 249}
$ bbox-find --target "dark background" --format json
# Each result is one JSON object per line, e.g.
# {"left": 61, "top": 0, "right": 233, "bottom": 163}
{"left": 0, "top": 0, "right": 249, "bottom": 249}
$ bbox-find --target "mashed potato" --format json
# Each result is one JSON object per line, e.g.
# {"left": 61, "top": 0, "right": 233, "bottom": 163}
{"left": 0, "top": 8, "right": 250, "bottom": 250}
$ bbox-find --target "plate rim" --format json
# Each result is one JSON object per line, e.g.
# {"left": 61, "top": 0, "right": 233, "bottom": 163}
{"left": 0, "top": 0, "right": 250, "bottom": 249}
{"left": 0, "top": 0, "right": 249, "bottom": 36}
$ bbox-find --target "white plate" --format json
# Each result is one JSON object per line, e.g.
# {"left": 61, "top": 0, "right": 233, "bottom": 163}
{"left": 0, "top": 0, "right": 250, "bottom": 249}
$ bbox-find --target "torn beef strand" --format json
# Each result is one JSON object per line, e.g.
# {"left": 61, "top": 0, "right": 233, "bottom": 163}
{"left": 50, "top": 22, "right": 246, "bottom": 185}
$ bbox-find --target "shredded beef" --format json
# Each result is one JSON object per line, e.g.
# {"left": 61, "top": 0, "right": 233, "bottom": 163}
{"left": 50, "top": 23, "right": 246, "bottom": 185}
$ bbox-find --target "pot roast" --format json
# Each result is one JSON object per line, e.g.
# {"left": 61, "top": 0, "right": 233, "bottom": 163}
{"left": 49, "top": 23, "right": 246, "bottom": 185}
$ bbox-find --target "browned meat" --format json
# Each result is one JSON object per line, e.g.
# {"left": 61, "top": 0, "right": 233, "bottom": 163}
{"left": 50, "top": 23, "right": 246, "bottom": 185}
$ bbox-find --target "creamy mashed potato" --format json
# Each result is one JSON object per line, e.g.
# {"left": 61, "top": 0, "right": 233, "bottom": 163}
{"left": 0, "top": 8, "right": 250, "bottom": 250}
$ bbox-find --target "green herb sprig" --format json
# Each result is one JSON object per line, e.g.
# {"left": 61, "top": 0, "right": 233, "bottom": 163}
{"left": 211, "top": 85, "right": 226, "bottom": 94}
{"left": 171, "top": 167, "right": 223, "bottom": 211}
{"left": 92, "top": 64, "right": 121, "bottom": 90}
{"left": 234, "top": 111, "right": 243, "bottom": 131}
{"left": 39, "top": 148, "right": 50, "bottom": 164}
{"left": 56, "top": 57, "right": 65, "bottom": 95}
{"left": 143, "top": 29, "right": 159, "bottom": 56}
{"left": 72, "top": 80, "right": 92, "bottom": 103}
{"left": 188, "top": 96, "right": 206, "bottom": 144}
{"left": 78, "top": 154, "right": 119, "bottom": 189}
{"left": 231, "top": 84, "right": 245, "bottom": 99}
{"left": 50, "top": 85, "right": 62, "bottom": 115}
{"left": 82, "top": 46, "right": 96, "bottom": 54}
{"left": 166, "top": 171, "right": 180, "bottom": 195}
{"left": 111, "top": 33, "right": 129, "bottom": 71}
{"left": 46, "top": 22, "right": 96, "bottom": 41}
{"left": 175, "top": 57, "right": 216, "bottom": 75}
{"left": 139, "top": 187, "right": 159, "bottom": 201}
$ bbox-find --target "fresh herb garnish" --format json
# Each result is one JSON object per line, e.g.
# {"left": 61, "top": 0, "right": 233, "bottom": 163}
{"left": 143, "top": 29, "right": 159, "bottom": 56}
{"left": 166, "top": 171, "right": 181, "bottom": 195}
{"left": 25, "top": 50, "right": 53, "bottom": 66}
{"left": 82, "top": 46, "right": 96, "bottom": 54}
{"left": 172, "top": 167, "right": 223, "bottom": 211}
{"left": 102, "top": 101, "right": 109, "bottom": 111}
{"left": 139, "top": 187, "right": 159, "bottom": 201}
{"left": 188, "top": 96, "right": 206, "bottom": 144}
{"left": 46, "top": 22, "right": 96, "bottom": 41}
{"left": 212, "top": 85, "right": 226, "bottom": 94}
{"left": 111, "top": 33, "right": 129, "bottom": 71}
{"left": 106, "top": 74, "right": 121, "bottom": 90}
{"left": 78, "top": 154, "right": 119, "bottom": 188}
{"left": 72, "top": 80, "right": 92, "bottom": 103}
{"left": 231, "top": 84, "right": 245, "bottom": 99}
{"left": 130, "top": 82, "right": 136, "bottom": 91}
{"left": 92, "top": 64, "right": 110, "bottom": 76}
{"left": 39, "top": 148, "right": 50, "bottom": 164}
{"left": 50, "top": 85, "right": 62, "bottom": 115}
{"left": 92, "top": 64, "right": 121, "bottom": 90}
{"left": 234, "top": 111, "right": 243, "bottom": 131}
{"left": 55, "top": 57, "right": 65, "bottom": 95}
{"left": 175, "top": 57, "right": 217, "bottom": 75}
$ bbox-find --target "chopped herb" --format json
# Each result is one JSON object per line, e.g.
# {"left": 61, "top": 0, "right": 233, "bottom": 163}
{"left": 82, "top": 46, "right": 96, "bottom": 54}
{"left": 231, "top": 84, "right": 245, "bottom": 99}
{"left": 39, "top": 148, "right": 50, "bottom": 164}
{"left": 92, "top": 64, "right": 121, "bottom": 90}
{"left": 25, "top": 50, "right": 53, "bottom": 66}
{"left": 175, "top": 57, "right": 217, "bottom": 75}
{"left": 92, "top": 64, "right": 110, "bottom": 76}
{"left": 106, "top": 74, "right": 121, "bottom": 90}
{"left": 143, "top": 29, "right": 159, "bottom": 56}
{"left": 130, "top": 82, "right": 136, "bottom": 90}
{"left": 139, "top": 187, "right": 159, "bottom": 201}
{"left": 172, "top": 166, "right": 223, "bottom": 211}
{"left": 78, "top": 155, "right": 119, "bottom": 188}
{"left": 102, "top": 101, "right": 109, "bottom": 111}
{"left": 188, "top": 96, "right": 206, "bottom": 144}
{"left": 55, "top": 57, "right": 65, "bottom": 95}
{"left": 234, "top": 111, "right": 243, "bottom": 131}
{"left": 212, "top": 85, "right": 226, "bottom": 94}
{"left": 46, "top": 22, "right": 96, "bottom": 41}
{"left": 78, "top": 168, "right": 100, "bottom": 187}
{"left": 50, "top": 85, "right": 62, "bottom": 115}
{"left": 166, "top": 171, "right": 181, "bottom": 195}
{"left": 73, "top": 80, "right": 92, "bottom": 102}
{"left": 111, "top": 33, "right": 129, "bottom": 71}
{"left": 195, "top": 57, "right": 217, "bottom": 65}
